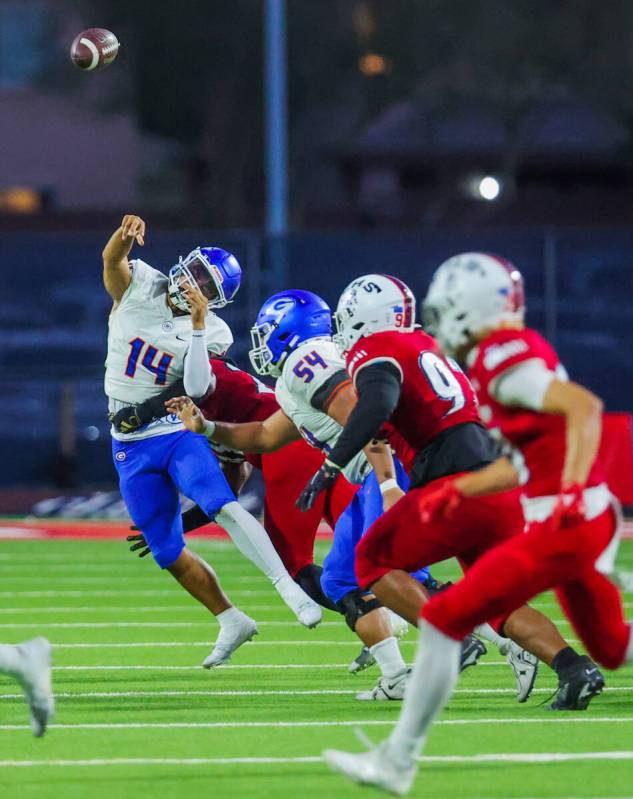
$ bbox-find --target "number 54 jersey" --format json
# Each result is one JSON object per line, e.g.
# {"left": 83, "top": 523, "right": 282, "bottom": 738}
{"left": 345, "top": 329, "right": 491, "bottom": 485}
{"left": 105, "top": 259, "right": 233, "bottom": 441}
{"left": 275, "top": 338, "right": 370, "bottom": 485}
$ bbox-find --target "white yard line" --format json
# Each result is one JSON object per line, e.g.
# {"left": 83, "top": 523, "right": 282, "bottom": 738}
{"left": 2, "top": 686, "right": 631, "bottom": 700}
{"left": 0, "top": 590, "right": 272, "bottom": 598}
{"left": 50, "top": 661, "right": 514, "bottom": 671}
{"left": 47, "top": 639, "right": 579, "bottom": 648}
{"left": 0, "top": 751, "right": 632, "bottom": 768}
{"left": 0, "top": 621, "right": 345, "bottom": 629}
{"left": 1, "top": 717, "right": 633, "bottom": 732}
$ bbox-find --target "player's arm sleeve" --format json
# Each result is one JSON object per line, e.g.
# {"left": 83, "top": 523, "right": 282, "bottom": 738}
{"left": 491, "top": 358, "right": 556, "bottom": 411}
{"left": 325, "top": 362, "right": 402, "bottom": 470}
{"left": 184, "top": 331, "right": 215, "bottom": 397}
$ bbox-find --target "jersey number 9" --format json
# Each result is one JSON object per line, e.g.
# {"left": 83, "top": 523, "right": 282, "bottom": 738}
{"left": 419, "top": 351, "right": 466, "bottom": 416}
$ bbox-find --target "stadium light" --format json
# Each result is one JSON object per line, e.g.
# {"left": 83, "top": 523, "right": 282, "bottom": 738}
{"left": 477, "top": 175, "right": 502, "bottom": 201}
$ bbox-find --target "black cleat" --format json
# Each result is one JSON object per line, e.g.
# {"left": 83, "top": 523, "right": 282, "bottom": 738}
{"left": 459, "top": 634, "right": 487, "bottom": 672}
{"left": 550, "top": 655, "right": 605, "bottom": 711}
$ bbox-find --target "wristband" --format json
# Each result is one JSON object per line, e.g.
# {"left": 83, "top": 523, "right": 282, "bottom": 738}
{"left": 192, "top": 329, "right": 206, "bottom": 337}
{"left": 379, "top": 478, "right": 399, "bottom": 494}
{"left": 202, "top": 419, "right": 216, "bottom": 439}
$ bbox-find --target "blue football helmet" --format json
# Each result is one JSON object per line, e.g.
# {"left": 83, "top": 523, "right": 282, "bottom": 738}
{"left": 168, "top": 246, "right": 242, "bottom": 312}
{"left": 249, "top": 289, "right": 332, "bottom": 376}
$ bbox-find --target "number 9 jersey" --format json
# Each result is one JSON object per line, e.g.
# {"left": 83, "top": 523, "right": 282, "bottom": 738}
{"left": 345, "top": 329, "right": 489, "bottom": 482}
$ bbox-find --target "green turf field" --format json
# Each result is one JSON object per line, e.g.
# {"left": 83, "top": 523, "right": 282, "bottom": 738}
{"left": 0, "top": 537, "right": 632, "bottom": 799}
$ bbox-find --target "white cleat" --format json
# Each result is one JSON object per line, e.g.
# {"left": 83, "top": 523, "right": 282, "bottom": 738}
{"left": 15, "top": 637, "right": 54, "bottom": 737}
{"left": 386, "top": 610, "right": 409, "bottom": 639}
{"left": 323, "top": 740, "right": 417, "bottom": 796}
{"left": 274, "top": 575, "right": 322, "bottom": 628}
{"left": 349, "top": 645, "right": 376, "bottom": 674}
{"left": 499, "top": 639, "right": 539, "bottom": 702}
{"left": 356, "top": 668, "right": 410, "bottom": 701}
{"left": 203, "top": 614, "right": 258, "bottom": 668}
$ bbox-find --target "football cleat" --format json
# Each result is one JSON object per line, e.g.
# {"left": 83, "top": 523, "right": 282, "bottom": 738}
{"left": 203, "top": 615, "right": 258, "bottom": 668}
{"left": 356, "top": 668, "right": 410, "bottom": 701}
{"left": 324, "top": 740, "right": 417, "bottom": 796}
{"left": 459, "top": 634, "right": 487, "bottom": 672}
{"left": 499, "top": 640, "right": 539, "bottom": 702}
{"left": 550, "top": 655, "right": 605, "bottom": 711}
{"left": 274, "top": 575, "right": 322, "bottom": 628}
{"left": 349, "top": 646, "right": 376, "bottom": 674}
{"left": 15, "top": 637, "right": 54, "bottom": 737}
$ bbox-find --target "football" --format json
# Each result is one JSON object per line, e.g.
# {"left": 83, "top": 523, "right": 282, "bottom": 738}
{"left": 70, "top": 28, "right": 119, "bottom": 72}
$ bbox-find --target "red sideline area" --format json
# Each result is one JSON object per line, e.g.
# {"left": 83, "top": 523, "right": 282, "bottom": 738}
{"left": 0, "top": 517, "right": 632, "bottom": 541}
{"left": 0, "top": 519, "right": 335, "bottom": 541}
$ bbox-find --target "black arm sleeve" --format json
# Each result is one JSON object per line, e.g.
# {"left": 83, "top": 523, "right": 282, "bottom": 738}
{"left": 132, "top": 379, "right": 188, "bottom": 426}
{"left": 182, "top": 504, "right": 212, "bottom": 534}
{"left": 325, "top": 362, "right": 402, "bottom": 470}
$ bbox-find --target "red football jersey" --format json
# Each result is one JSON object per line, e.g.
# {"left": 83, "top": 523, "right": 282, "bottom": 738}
{"left": 199, "top": 358, "right": 279, "bottom": 465}
{"left": 468, "top": 327, "right": 604, "bottom": 497}
{"left": 345, "top": 329, "right": 482, "bottom": 460}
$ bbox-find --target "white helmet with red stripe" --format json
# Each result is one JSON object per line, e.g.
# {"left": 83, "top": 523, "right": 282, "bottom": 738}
{"left": 334, "top": 274, "right": 416, "bottom": 354}
{"left": 422, "top": 252, "right": 525, "bottom": 355}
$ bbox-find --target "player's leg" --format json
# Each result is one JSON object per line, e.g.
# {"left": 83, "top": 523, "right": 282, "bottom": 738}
{"left": 0, "top": 638, "right": 54, "bottom": 736}
{"left": 114, "top": 436, "right": 256, "bottom": 666}
{"left": 322, "top": 481, "right": 408, "bottom": 695}
{"left": 166, "top": 431, "right": 321, "bottom": 628}
{"left": 324, "top": 618, "right": 459, "bottom": 795}
{"left": 260, "top": 443, "right": 340, "bottom": 611}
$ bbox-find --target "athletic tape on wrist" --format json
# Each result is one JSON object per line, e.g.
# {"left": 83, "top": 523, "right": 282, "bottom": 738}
{"left": 379, "top": 478, "right": 399, "bottom": 494}
{"left": 202, "top": 419, "right": 216, "bottom": 439}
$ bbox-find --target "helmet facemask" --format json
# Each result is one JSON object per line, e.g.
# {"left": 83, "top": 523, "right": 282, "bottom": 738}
{"left": 167, "top": 249, "right": 230, "bottom": 313}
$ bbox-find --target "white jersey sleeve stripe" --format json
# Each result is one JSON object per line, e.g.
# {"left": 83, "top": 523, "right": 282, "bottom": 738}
{"left": 491, "top": 358, "right": 556, "bottom": 411}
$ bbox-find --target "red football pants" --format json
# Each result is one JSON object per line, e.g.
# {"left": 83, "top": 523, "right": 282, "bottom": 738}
{"left": 422, "top": 507, "right": 630, "bottom": 670}
{"left": 355, "top": 474, "right": 523, "bottom": 587}
{"left": 259, "top": 439, "right": 358, "bottom": 576}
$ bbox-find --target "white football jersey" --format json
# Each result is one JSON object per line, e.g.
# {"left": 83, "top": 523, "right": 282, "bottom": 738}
{"left": 105, "top": 259, "right": 233, "bottom": 441}
{"left": 275, "top": 338, "right": 370, "bottom": 484}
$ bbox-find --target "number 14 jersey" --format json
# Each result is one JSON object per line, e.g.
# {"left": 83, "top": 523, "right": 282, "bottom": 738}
{"left": 345, "top": 329, "right": 483, "bottom": 460}
{"left": 105, "top": 259, "right": 233, "bottom": 441}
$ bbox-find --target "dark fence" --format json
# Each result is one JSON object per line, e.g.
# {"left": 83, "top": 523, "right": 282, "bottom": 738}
{"left": 1, "top": 226, "right": 632, "bottom": 486}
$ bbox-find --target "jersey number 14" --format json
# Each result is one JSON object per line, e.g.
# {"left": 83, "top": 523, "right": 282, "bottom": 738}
{"left": 125, "top": 337, "right": 174, "bottom": 385}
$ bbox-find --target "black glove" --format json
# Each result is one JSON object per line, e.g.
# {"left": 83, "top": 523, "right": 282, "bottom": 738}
{"left": 296, "top": 462, "right": 341, "bottom": 511}
{"left": 126, "top": 529, "right": 151, "bottom": 558}
{"left": 110, "top": 378, "right": 190, "bottom": 433}
{"left": 111, "top": 405, "right": 151, "bottom": 434}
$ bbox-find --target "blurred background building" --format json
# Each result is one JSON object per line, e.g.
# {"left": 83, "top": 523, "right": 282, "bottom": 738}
{"left": 1, "top": 0, "right": 633, "bottom": 512}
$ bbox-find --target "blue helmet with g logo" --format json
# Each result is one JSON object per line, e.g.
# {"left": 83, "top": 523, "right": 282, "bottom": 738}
{"left": 249, "top": 289, "right": 332, "bottom": 376}
{"left": 168, "top": 246, "right": 242, "bottom": 312}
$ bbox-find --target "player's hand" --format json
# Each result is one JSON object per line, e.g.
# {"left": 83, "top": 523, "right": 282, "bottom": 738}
{"left": 418, "top": 481, "right": 464, "bottom": 523}
{"left": 296, "top": 462, "right": 341, "bottom": 511}
{"left": 551, "top": 483, "right": 586, "bottom": 528}
{"left": 126, "top": 530, "right": 151, "bottom": 558}
{"left": 110, "top": 405, "right": 148, "bottom": 434}
{"left": 184, "top": 284, "right": 208, "bottom": 329}
{"left": 120, "top": 215, "right": 145, "bottom": 246}
{"left": 165, "top": 396, "right": 206, "bottom": 434}
{"left": 382, "top": 485, "right": 405, "bottom": 512}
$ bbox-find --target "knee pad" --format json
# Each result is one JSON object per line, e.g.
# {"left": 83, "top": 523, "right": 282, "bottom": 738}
{"left": 337, "top": 589, "right": 383, "bottom": 632}
{"left": 295, "top": 564, "right": 340, "bottom": 613}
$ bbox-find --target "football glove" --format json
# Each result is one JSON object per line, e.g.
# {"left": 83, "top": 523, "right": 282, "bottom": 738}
{"left": 110, "top": 405, "right": 151, "bottom": 434}
{"left": 296, "top": 461, "right": 341, "bottom": 512}
{"left": 126, "top": 530, "right": 151, "bottom": 558}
